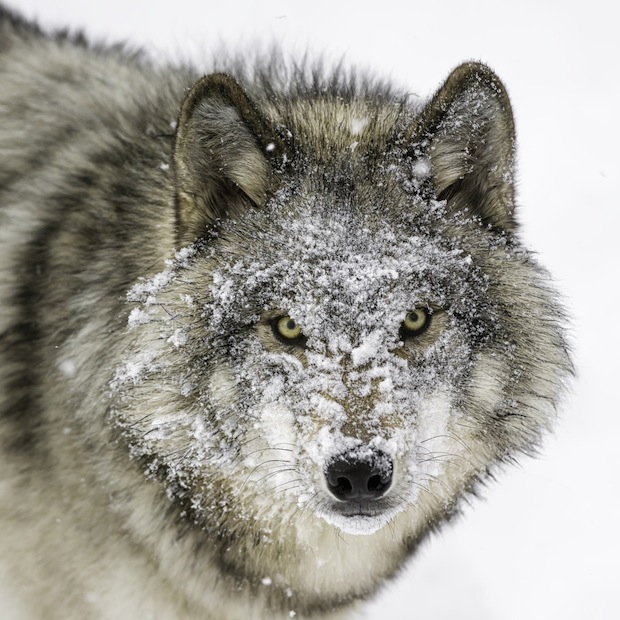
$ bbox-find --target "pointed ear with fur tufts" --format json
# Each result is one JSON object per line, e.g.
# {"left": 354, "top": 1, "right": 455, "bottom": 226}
{"left": 173, "top": 73, "right": 290, "bottom": 245}
{"left": 407, "top": 62, "right": 516, "bottom": 232}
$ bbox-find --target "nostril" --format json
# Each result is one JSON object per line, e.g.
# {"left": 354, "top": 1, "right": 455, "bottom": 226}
{"left": 335, "top": 477, "right": 353, "bottom": 493}
{"left": 325, "top": 449, "right": 393, "bottom": 501}
{"left": 368, "top": 474, "right": 385, "bottom": 492}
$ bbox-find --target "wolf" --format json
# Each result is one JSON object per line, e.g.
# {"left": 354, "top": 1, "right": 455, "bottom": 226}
{"left": 0, "top": 5, "right": 572, "bottom": 620}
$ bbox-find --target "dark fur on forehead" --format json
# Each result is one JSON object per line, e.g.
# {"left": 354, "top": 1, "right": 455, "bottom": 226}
{"left": 173, "top": 55, "right": 517, "bottom": 245}
{"left": 228, "top": 54, "right": 413, "bottom": 157}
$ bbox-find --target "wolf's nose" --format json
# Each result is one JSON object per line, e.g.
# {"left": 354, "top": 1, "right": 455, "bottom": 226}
{"left": 325, "top": 449, "right": 393, "bottom": 501}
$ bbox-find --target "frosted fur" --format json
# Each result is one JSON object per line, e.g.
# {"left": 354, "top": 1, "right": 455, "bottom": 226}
{"left": 0, "top": 6, "right": 572, "bottom": 619}
{"left": 112, "top": 195, "right": 483, "bottom": 536}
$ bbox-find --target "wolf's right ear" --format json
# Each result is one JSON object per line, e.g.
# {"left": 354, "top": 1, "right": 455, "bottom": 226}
{"left": 173, "top": 73, "right": 290, "bottom": 244}
{"left": 406, "top": 62, "right": 516, "bottom": 232}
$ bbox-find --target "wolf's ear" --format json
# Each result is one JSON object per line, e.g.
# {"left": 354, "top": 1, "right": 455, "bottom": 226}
{"left": 407, "top": 62, "right": 516, "bottom": 232}
{"left": 173, "top": 73, "right": 289, "bottom": 244}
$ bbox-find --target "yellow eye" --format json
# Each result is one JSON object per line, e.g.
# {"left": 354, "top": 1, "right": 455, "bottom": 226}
{"left": 402, "top": 308, "right": 430, "bottom": 336}
{"left": 273, "top": 316, "right": 305, "bottom": 343}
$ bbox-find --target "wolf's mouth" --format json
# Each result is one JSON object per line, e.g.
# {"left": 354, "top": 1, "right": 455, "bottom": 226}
{"left": 330, "top": 499, "right": 392, "bottom": 517}
{"left": 317, "top": 499, "right": 406, "bottom": 535}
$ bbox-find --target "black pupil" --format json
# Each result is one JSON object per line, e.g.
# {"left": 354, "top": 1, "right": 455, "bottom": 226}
{"left": 286, "top": 319, "right": 296, "bottom": 331}
{"left": 410, "top": 310, "right": 423, "bottom": 324}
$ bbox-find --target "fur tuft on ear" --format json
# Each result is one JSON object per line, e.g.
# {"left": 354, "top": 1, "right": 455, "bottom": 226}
{"left": 408, "top": 62, "right": 516, "bottom": 232}
{"left": 173, "top": 73, "right": 290, "bottom": 244}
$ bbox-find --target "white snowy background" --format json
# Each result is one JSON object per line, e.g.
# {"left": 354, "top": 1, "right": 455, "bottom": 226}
{"left": 4, "top": 1, "right": 619, "bottom": 618}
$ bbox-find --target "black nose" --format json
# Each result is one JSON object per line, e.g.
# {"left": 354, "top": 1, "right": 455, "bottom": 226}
{"left": 325, "top": 449, "right": 393, "bottom": 501}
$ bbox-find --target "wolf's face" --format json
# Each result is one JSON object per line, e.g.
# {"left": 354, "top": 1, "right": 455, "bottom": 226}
{"left": 107, "top": 64, "right": 570, "bottom": 603}
{"left": 114, "top": 187, "right": 487, "bottom": 532}
{"left": 111, "top": 167, "right": 525, "bottom": 557}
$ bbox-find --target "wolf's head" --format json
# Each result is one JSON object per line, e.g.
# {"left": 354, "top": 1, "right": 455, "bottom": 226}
{"left": 110, "top": 62, "right": 571, "bottom": 610}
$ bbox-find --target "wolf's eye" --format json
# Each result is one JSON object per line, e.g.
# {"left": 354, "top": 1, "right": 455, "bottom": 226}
{"left": 272, "top": 316, "right": 306, "bottom": 345}
{"left": 401, "top": 308, "right": 430, "bottom": 337}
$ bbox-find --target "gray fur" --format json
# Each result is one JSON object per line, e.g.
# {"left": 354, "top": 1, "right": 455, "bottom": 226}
{"left": 0, "top": 6, "right": 572, "bottom": 619}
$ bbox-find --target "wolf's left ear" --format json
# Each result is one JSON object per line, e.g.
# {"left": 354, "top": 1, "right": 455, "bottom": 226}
{"left": 173, "top": 73, "right": 290, "bottom": 244}
{"left": 407, "top": 62, "right": 516, "bottom": 232}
